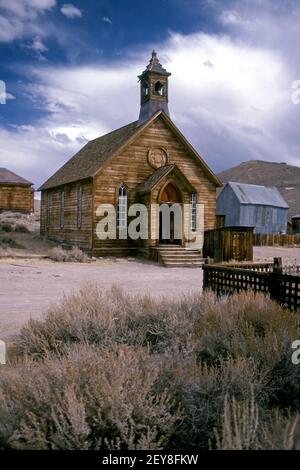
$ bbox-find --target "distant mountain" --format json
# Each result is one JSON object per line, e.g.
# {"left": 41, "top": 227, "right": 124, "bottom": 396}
{"left": 217, "top": 160, "right": 300, "bottom": 219}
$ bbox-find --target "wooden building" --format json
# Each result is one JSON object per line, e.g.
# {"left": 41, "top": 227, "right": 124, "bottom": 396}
{"left": 39, "top": 52, "right": 221, "bottom": 262}
{"left": 292, "top": 214, "right": 300, "bottom": 235}
{"left": 203, "top": 226, "right": 254, "bottom": 262}
{"left": 217, "top": 182, "right": 289, "bottom": 235}
{"left": 0, "top": 168, "right": 34, "bottom": 213}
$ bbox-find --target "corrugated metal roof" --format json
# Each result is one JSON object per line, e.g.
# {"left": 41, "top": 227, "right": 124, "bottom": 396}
{"left": 228, "top": 181, "right": 289, "bottom": 208}
{"left": 0, "top": 168, "right": 32, "bottom": 186}
{"left": 292, "top": 214, "right": 300, "bottom": 219}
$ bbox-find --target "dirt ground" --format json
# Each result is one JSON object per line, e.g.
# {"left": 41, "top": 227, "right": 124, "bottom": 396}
{"left": 0, "top": 258, "right": 204, "bottom": 341}
{"left": 1, "top": 245, "right": 299, "bottom": 342}
{"left": 254, "top": 246, "right": 300, "bottom": 264}
{"left": 1, "top": 209, "right": 300, "bottom": 343}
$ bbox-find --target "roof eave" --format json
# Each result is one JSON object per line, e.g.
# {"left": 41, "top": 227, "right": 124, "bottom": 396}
{"left": 38, "top": 175, "right": 93, "bottom": 192}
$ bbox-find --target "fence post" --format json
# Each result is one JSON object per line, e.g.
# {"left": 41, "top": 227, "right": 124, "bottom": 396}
{"left": 203, "top": 257, "right": 213, "bottom": 291}
{"left": 269, "top": 257, "right": 283, "bottom": 304}
{"left": 273, "top": 257, "right": 283, "bottom": 274}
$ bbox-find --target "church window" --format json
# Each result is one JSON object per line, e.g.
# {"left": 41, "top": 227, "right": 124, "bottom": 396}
{"left": 154, "top": 81, "right": 164, "bottom": 96}
{"left": 142, "top": 80, "right": 149, "bottom": 98}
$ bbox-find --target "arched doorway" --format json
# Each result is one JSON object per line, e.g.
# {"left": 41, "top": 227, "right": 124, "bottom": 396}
{"left": 159, "top": 182, "right": 182, "bottom": 245}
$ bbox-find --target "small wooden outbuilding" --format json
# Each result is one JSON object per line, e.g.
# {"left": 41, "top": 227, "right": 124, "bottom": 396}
{"left": 203, "top": 226, "right": 254, "bottom": 262}
{"left": 0, "top": 168, "right": 34, "bottom": 213}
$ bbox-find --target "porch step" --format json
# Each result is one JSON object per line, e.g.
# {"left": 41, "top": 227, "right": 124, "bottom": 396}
{"left": 157, "top": 245, "right": 204, "bottom": 268}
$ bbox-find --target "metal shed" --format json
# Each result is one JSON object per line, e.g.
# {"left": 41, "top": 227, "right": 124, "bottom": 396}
{"left": 217, "top": 182, "right": 289, "bottom": 235}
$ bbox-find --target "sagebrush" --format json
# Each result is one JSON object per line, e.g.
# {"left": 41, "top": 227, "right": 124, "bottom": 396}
{"left": 48, "top": 246, "right": 90, "bottom": 263}
{"left": 0, "top": 287, "right": 299, "bottom": 450}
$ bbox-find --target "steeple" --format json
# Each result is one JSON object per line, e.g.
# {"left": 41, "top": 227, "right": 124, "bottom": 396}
{"left": 138, "top": 51, "right": 171, "bottom": 124}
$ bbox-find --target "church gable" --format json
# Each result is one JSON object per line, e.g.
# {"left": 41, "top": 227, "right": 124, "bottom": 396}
{"left": 94, "top": 112, "right": 220, "bottom": 192}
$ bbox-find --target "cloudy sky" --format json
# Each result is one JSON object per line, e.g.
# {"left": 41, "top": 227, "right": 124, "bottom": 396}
{"left": 0, "top": 0, "right": 300, "bottom": 190}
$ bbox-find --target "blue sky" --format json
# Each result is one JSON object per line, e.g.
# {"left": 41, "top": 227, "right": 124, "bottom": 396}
{"left": 0, "top": 0, "right": 300, "bottom": 189}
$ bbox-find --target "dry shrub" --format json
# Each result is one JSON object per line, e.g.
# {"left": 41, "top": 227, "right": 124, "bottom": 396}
{"left": 14, "top": 223, "right": 30, "bottom": 233}
{"left": 1, "top": 287, "right": 299, "bottom": 450}
{"left": 0, "top": 236, "right": 24, "bottom": 249}
{"left": 0, "top": 222, "right": 13, "bottom": 233}
{"left": 194, "top": 290, "right": 300, "bottom": 410}
{"left": 14, "top": 286, "right": 214, "bottom": 357}
{"left": 215, "top": 391, "right": 300, "bottom": 450}
{"left": 0, "top": 345, "right": 179, "bottom": 450}
{"left": 215, "top": 387, "right": 259, "bottom": 450}
{"left": 48, "top": 246, "right": 90, "bottom": 263}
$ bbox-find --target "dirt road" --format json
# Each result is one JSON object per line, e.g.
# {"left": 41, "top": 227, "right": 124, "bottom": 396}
{"left": 1, "top": 246, "right": 299, "bottom": 341}
{"left": 0, "top": 258, "right": 203, "bottom": 341}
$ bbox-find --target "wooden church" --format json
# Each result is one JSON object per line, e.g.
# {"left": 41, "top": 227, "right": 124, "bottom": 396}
{"left": 39, "top": 52, "right": 221, "bottom": 264}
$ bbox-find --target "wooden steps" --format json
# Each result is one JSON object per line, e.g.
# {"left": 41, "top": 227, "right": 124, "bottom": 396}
{"left": 157, "top": 245, "right": 204, "bottom": 268}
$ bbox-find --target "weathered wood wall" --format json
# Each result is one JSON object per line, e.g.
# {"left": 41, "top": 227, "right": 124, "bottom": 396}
{"left": 40, "top": 179, "right": 93, "bottom": 250}
{"left": 0, "top": 184, "right": 34, "bottom": 213}
{"left": 93, "top": 116, "right": 217, "bottom": 255}
{"left": 204, "top": 227, "right": 253, "bottom": 262}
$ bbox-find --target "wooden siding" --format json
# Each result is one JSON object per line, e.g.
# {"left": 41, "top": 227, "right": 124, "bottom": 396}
{"left": 92, "top": 116, "right": 217, "bottom": 255}
{"left": 40, "top": 179, "right": 93, "bottom": 250}
{"left": 0, "top": 184, "right": 34, "bottom": 213}
{"left": 204, "top": 227, "right": 254, "bottom": 262}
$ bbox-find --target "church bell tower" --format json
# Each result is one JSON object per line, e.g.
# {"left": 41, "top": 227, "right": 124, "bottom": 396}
{"left": 138, "top": 51, "right": 171, "bottom": 124}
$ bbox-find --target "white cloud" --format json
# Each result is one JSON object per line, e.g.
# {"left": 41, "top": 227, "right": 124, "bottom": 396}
{"left": 0, "top": 92, "right": 16, "bottom": 102}
{"left": 61, "top": 4, "right": 82, "bottom": 19}
{"left": 220, "top": 10, "right": 244, "bottom": 25}
{"left": 31, "top": 35, "right": 48, "bottom": 52}
{"left": 102, "top": 16, "right": 112, "bottom": 25}
{"left": 2, "top": 5, "right": 300, "bottom": 188}
{"left": 0, "top": 0, "right": 56, "bottom": 42}
{"left": 0, "top": 0, "right": 56, "bottom": 19}
{"left": 5, "top": 92, "right": 16, "bottom": 100}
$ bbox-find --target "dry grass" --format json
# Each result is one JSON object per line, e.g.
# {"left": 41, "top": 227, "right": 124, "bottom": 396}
{"left": 48, "top": 246, "right": 90, "bottom": 263}
{"left": 0, "top": 288, "right": 299, "bottom": 450}
{"left": 13, "top": 223, "right": 30, "bottom": 233}
{"left": 0, "top": 236, "right": 24, "bottom": 249}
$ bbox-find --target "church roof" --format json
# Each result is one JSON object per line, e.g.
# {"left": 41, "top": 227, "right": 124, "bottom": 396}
{"left": 39, "top": 120, "right": 139, "bottom": 190}
{"left": 136, "top": 163, "right": 196, "bottom": 195}
{"left": 138, "top": 50, "right": 171, "bottom": 77}
{"left": 0, "top": 168, "right": 32, "bottom": 186}
{"left": 136, "top": 164, "right": 175, "bottom": 195}
{"left": 39, "top": 111, "right": 221, "bottom": 191}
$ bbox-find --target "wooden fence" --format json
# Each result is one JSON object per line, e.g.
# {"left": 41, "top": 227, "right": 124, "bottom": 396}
{"left": 202, "top": 258, "right": 300, "bottom": 312}
{"left": 254, "top": 233, "right": 300, "bottom": 246}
